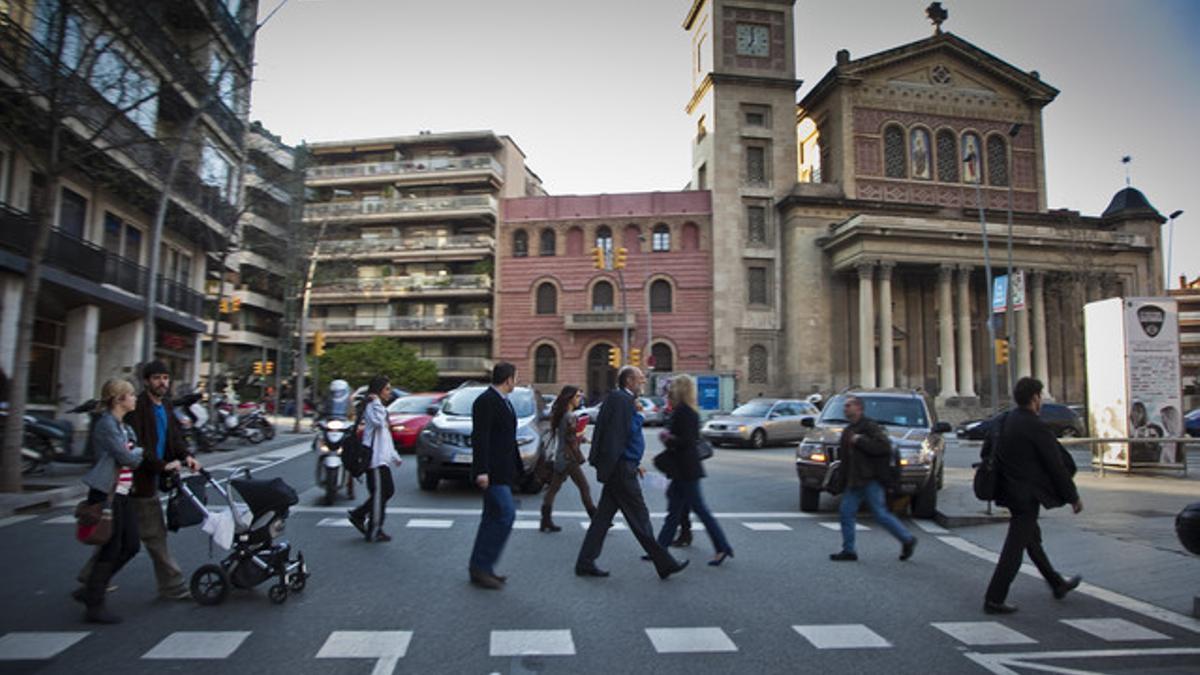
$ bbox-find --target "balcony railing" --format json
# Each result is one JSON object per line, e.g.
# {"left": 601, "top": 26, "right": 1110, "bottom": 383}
{"left": 564, "top": 312, "right": 636, "bottom": 330}
{"left": 308, "top": 315, "right": 493, "bottom": 333}
{"left": 423, "top": 356, "right": 493, "bottom": 373}
{"left": 103, "top": 253, "right": 205, "bottom": 316}
{"left": 303, "top": 194, "right": 498, "bottom": 222}
{"left": 306, "top": 155, "right": 503, "bottom": 183}
{"left": 245, "top": 170, "right": 294, "bottom": 205}
{"left": 311, "top": 274, "right": 492, "bottom": 295}
{"left": 317, "top": 235, "right": 495, "bottom": 257}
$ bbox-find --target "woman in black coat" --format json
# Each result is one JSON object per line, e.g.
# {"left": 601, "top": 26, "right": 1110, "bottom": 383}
{"left": 654, "top": 376, "right": 734, "bottom": 566}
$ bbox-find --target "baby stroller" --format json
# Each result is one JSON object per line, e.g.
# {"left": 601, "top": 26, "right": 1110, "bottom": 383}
{"left": 166, "top": 468, "right": 309, "bottom": 605}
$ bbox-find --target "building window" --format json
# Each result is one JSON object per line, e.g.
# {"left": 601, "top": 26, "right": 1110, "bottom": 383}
{"left": 566, "top": 226, "right": 584, "bottom": 256}
{"left": 910, "top": 128, "right": 932, "bottom": 180}
{"left": 200, "top": 143, "right": 235, "bottom": 203}
{"left": 595, "top": 226, "right": 613, "bottom": 253}
{"left": 535, "top": 282, "right": 557, "bottom": 315}
{"left": 747, "top": 204, "right": 767, "bottom": 245}
{"left": 748, "top": 266, "right": 769, "bottom": 305}
{"left": 592, "top": 280, "right": 614, "bottom": 311}
{"left": 884, "top": 125, "right": 907, "bottom": 179}
{"left": 58, "top": 187, "right": 86, "bottom": 238}
{"left": 650, "top": 279, "right": 672, "bottom": 313}
{"left": 987, "top": 135, "right": 1009, "bottom": 187}
{"left": 743, "top": 105, "right": 769, "bottom": 127}
{"left": 534, "top": 344, "right": 557, "bottom": 384}
{"left": 539, "top": 229, "right": 555, "bottom": 256}
{"left": 746, "top": 145, "right": 767, "bottom": 185}
{"left": 962, "top": 132, "right": 983, "bottom": 184}
{"left": 209, "top": 49, "right": 238, "bottom": 112}
{"left": 652, "top": 224, "right": 670, "bottom": 252}
{"left": 936, "top": 129, "right": 959, "bottom": 183}
{"left": 748, "top": 344, "right": 768, "bottom": 383}
{"left": 103, "top": 212, "right": 142, "bottom": 262}
{"left": 681, "top": 223, "right": 700, "bottom": 251}
{"left": 651, "top": 343, "right": 674, "bottom": 372}
{"left": 623, "top": 224, "right": 641, "bottom": 250}
{"left": 512, "top": 229, "right": 528, "bottom": 257}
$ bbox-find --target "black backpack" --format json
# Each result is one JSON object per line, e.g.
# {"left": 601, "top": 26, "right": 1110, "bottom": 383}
{"left": 341, "top": 408, "right": 373, "bottom": 478}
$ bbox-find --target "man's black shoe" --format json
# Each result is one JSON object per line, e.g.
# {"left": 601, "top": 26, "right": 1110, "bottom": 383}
{"left": 1053, "top": 574, "right": 1082, "bottom": 600}
{"left": 900, "top": 537, "right": 918, "bottom": 561}
{"left": 983, "top": 601, "right": 1019, "bottom": 615}
{"left": 670, "top": 533, "right": 692, "bottom": 548}
{"left": 657, "top": 559, "right": 689, "bottom": 580}
{"left": 469, "top": 568, "right": 503, "bottom": 590}
{"left": 575, "top": 566, "right": 610, "bottom": 578}
{"left": 829, "top": 551, "right": 858, "bottom": 561}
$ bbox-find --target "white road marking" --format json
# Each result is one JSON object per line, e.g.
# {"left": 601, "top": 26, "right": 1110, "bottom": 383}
{"left": 819, "top": 522, "right": 869, "bottom": 532}
{"left": 42, "top": 515, "right": 76, "bottom": 524}
{"left": 792, "top": 624, "right": 892, "bottom": 649}
{"left": 0, "top": 632, "right": 89, "bottom": 660}
{"left": 964, "top": 647, "right": 1200, "bottom": 675}
{"left": 912, "top": 520, "right": 949, "bottom": 534}
{"left": 939, "top": 535, "right": 1200, "bottom": 635}
{"left": 0, "top": 515, "right": 37, "bottom": 528}
{"left": 142, "top": 631, "right": 251, "bottom": 659}
{"left": 644, "top": 627, "right": 738, "bottom": 654}
{"left": 317, "top": 517, "right": 354, "bottom": 527}
{"left": 1061, "top": 618, "right": 1171, "bottom": 642}
{"left": 489, "top": 630, "right": 575, "bottom": 657}
{"left": 406, "top": 518, "right": 453, "bottom": 529}
{"left": 316, "top": 631, "right": 412, "bottom": 675}
{"left": 581, "top": 521, "right": 628, "bottom": 531}
{"left": 932, "top": 621, "right": 1037, "bottom": 646}
{"left": 204, "top": 441, "right": 311, "bottom": 474}
{"left": 742, "top": 522, "right": 791, "bottom": 531}
{"left": 512, "top": 520, "right": 542, "bottom": 530}
{"left": 288, "top": 505, "right": 817, "bottom": 519}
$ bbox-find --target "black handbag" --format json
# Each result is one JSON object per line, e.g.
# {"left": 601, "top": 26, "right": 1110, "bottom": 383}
{"left": 697, "top": 439, "right": 714, "bottom": 461}
{"left": 822, "top": 459, "right": 846, "bottom": 495}
{"left": 167, "top": 475, "right": 208, "bottom": 531}
{"left": 652, "top": 450, "right": 678, "bottom": 478}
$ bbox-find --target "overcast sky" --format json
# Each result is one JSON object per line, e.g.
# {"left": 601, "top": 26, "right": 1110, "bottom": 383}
{"left": 250, "top": 0, "right": 1200, "bottom": 284}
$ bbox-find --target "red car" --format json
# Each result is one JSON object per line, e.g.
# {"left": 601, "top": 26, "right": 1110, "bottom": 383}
{"left": 387, "top": 393, "right": 447, "bottom": 451}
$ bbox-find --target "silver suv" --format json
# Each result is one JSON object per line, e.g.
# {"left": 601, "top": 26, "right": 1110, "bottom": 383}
{"left": 702, "top": 398, "right": 819, "bottom": 449}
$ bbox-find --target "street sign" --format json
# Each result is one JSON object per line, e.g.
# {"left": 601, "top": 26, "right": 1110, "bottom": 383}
{"left": 697, "top": 375, "right": 720, "bottom": 410}
{"left": 992, "top": 271, "right": 1027, "bottom": 313}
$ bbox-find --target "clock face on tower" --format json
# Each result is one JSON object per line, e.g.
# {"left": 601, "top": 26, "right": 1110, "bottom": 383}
{"left": 735, "top": 23, "right": 770, "bottom": 57}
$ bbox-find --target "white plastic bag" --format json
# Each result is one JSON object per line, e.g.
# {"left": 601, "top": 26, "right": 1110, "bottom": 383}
{"left": 202, "top": 509, "right": 235, "bottom": 550}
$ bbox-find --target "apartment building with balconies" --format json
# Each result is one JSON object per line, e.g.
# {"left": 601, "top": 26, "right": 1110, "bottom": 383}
{"left": 0, "top": 0, "right": 256, "bottom": 415}
{"left": 303, "top": 131, "right": 543, "bottom": 386}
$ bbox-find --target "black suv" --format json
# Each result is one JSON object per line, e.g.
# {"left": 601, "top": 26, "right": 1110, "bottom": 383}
{"left": 795, "top": 389, "right": 952, "bottom": 517}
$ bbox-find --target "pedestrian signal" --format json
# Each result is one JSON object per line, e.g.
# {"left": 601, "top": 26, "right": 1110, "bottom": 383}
{"left": 607, "top": 347, "right": 622, "bottom": 369}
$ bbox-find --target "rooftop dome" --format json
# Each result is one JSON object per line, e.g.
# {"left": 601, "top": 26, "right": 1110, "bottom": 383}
{"left": 1101, "top": 186, "right": 1158, "bottom": 219}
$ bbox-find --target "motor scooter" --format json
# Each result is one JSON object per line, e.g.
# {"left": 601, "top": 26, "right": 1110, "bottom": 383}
{"left": 313, "top": 417, "right": 351, "bottom": 506}
{"left": 11, "top": 400, "right": 97, "bottom": 473}
{"left": 172, "top": 393, "right": 214, "bottom": 453}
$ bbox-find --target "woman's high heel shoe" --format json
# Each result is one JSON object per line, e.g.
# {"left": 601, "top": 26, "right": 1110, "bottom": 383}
{"left": 708, "top": 551, "right": 734, "bottom": 567}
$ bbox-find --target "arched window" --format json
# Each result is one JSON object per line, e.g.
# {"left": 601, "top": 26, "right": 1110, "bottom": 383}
{"left": 539, "top": 229, "right": 556, "bottom": 256}
{"left": 623, "top": 224, "right": 640, "bottom": 250}
{"left": 987, "top": 135, "right": 1009, "bottom": 186}
{"left": 566, "top": 226, "right": 584, "bottom": 256}
{"left": 884, "top": 125, "right": 906, "bottom": 179}
{"left": 595, "top": 226, "right": 613, "bottom": 253}
{"left": 534, "top": 344, "right": 557, "bottom": 384}
{"left": 649, "top": 279, "right": 672, "bottom": 313}
{"left": 748, "top": 344, "right": 768, "bottom": 383}
{"left": 962, "top": 132, "right": 983, "bottom": 184}
{"left": 681, "top": 222, "right": 700, "bottom": 251}
{"left": 535, "top": 282, "right": 557, "bottom": 315}
{"left": 936, "top": 129, "right": 959, "bottom": 183}
{"left": 652, "top": 224, "right": 670, "bottom": 252}
{"left": 909, "top": 128, "right": 931, "bottom": 180}
{"left": 651, "top": 343, "right": 674, "bottom": 372}
{"left": 592, "top": 280, "right": 614, "bottom": 311}
{"left": 513, "top": 229, "right": 528, "bottom": 257}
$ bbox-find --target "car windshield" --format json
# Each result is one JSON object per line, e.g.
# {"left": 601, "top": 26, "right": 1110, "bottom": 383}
{"left": 731, "top": 401, "right": 773, "bottom": 417}
{"left": 442, "top": 387, "right": 537, "bottom": 418}
{"left": 388, "top": 395, "right": 439, "bottom": 414}
{"left": 820, "top": 395, "right": 929, "bottom": 428}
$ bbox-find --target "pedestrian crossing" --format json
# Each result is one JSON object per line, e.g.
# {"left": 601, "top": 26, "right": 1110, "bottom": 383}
{"left": 1, "top": 616, "right": 1191, "bottom": 663}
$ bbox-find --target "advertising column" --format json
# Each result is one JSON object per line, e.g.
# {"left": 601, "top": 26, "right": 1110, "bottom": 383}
{"left": 1124, "top": 298, "right": 1183, "bottom": 465}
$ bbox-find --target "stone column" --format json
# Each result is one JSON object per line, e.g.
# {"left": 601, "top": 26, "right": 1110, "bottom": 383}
{"left": 1030, "top": 271, "right": 1051, "bottom": 396}
{"left": 857, "top": 262, "right": 876, "bottom": 388}
{"left": 1016, "top": 271, "right": 1032, "bottom": 379}
{"left": 878, "top": 261, "right": 895, "bottom": 388}
{"left": 936, "top": 264, "right": 958, "bottom": 400}
{"left": 60, "top": 305, "right": 100, "bottom": 449}
{"left": 0, "top": 275, "right": 23, "bottom": 374}
{"left": 1085, "top": 274, "right": 1102, "bottom": 304}
{"left": 955, "top": 265, "right": 976, "bottom": 397}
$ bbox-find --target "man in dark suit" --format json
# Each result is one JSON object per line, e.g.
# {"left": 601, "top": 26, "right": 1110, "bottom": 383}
{"left": 468, "top": 362, "right": 523, "bottom": 590}
{"left": 983, "top": 377, "right": 1083, "bottom": 614}
{"left": 576, "top": 366, "right": 688, "bottom": 579}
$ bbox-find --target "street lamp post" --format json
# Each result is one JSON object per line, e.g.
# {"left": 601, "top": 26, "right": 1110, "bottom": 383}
{"left": 968, "top": 149, "right": 1000, "bottom": 414}
{"left": 1004, "top": 123, "right": 1022, "bottom": 390}
{"left": 1167, "top": 209, "right": 1184, "bottom": 290}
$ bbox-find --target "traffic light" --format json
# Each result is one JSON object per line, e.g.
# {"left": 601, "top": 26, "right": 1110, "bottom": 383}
{"left": 629, "top": 348, "right": 641, "bottom": 367}
{"left": 995, "top": 338, "right": 1010, "bottom": 365}
{"left": 253, "top": 361, "right": 264, "bottom": 375}
{"left": 231, "top": 296, "right": 242, "bottom": 312}
{"left": 313, "top": 331, "right": 326, "bottom": 357}
{"left": 592, "top": 247, "right": 607, "bottom": 270}
{"left": 219, "top": 298, "right": 229, "bottom": 314}
{"left": 264, "top": 361, "right": 274, "bottom": 375}
{"left": 613, "top": 247, "right": 628, "bottom": 270}
{"left": 607, "top": 346, "right": 622, "bottom": 369}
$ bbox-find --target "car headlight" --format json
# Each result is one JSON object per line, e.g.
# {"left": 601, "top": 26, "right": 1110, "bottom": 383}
{"left": 898, "top": 440, "right": 935, "bottom": 466}
{"left": 798, "top": 440, "right": 825, "bottom": 462}
{"left": 737, "top": 425, "right": 747, "bottom": 433}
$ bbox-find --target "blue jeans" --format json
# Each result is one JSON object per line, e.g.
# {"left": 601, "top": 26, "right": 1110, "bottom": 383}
{"left": 469, "top": 484, "right": 516, "bottom": 575}
{"left": 657, "top": 479, "right": 732, "bottom": 555}
{"left": 839, "top": 480, "right": 913, "bottom": 553}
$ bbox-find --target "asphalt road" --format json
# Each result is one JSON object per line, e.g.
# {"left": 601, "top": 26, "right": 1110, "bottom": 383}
{"left": 1, "top": 433, "right": 1197, "bottom": 674}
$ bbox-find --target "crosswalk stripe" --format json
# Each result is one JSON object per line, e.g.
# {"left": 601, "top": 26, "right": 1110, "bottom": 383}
{"left": 317, "top": 517, "right": 353, "bottom": 527}
{"left": 818, "top": 522, "right": 869, "bottom": 532}
{"left": 932, "top": 621, "right": 1037, "bottom": 646}
{"left": 912, "top": 520, "right": 949, "bottom": 534}
{"left": 0, "top": 515, "right": 37, "bottom": 529}
{"left": 42, "top": 515, "right": 77, "bottom": 524}
{"left": 741, "top": 522, "right": 791, "bottom": 531}
{"left": 644, "top": 627, "right": 738, "bottom": 654}
{"left": 142, "top": 631, "right": 251, "bottom": 659}
{"left": 793, "top": 624, "right": 892, "bottom": 649}
{"left": 580, "top": 521, "right": 628, "bottom": 531}
{"left": 1061, "top": 618, "right": 1171, "bottom": 642}
{"left": 0, "top": 632, "right": 90, "bottom": 660}
{"left": 316, "top": 631, "right": 412, "bottom": 675}
{"left": 406, "top": 519, "right": 453, "bottom": 529}
{"left": 512, "top": 520, "right": 542, "bottom": 529}
{"left": 489, "top": 630, "right": 576, "bottom": 657}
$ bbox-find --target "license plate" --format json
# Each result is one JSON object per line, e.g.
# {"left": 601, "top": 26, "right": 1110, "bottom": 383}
{"left": 452, "top": 453, "right": 473, "bottom": 465}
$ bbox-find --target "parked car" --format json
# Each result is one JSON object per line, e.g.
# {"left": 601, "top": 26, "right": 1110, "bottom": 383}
{"left": 541, "top": 394, "right": 556, "bottom": 419}
{"left": 702, "top": 398, "right": 820, "bottom": 449}
{"left": 1185, "top": 409, "right": 1200, "bottom": 438}
{"left": 795, "top": 389, "right": 951, "bottom": 517}
{"left": 386, "top": 393, "right": 447, "bottom": 452}
{"left": 578, "top": 396, "right": 604, "bottom": 425}
{"left": 956, "top": 402, "right": 1085, "bottom": 440}
{"left": 415, "top": 384, "right": 545, "bottom": 493}
{"left": 638, "top": 397, "right": 665, "bottom": 426}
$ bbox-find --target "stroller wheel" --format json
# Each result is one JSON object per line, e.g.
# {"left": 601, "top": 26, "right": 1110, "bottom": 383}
{"left": 190, "top": 564, "right": 230, "bottom": 606}
{"left": 288, "top": 573, "right": 306, "bottom": 592}
{"left": 268, "top": 583, "right": 288, "bottom": 604}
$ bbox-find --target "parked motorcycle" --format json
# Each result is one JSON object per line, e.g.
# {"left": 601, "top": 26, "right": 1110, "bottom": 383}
{"left": 11, "top": 400, "right": 98, "bottom": 474}
{"left": 172, "top": 392, "right": 215, "bottom": 453}
{"left": 236, "top": 401, "right": 275, "bottom": 442}
{"left": 313, "top": 417, "right": 351, "bottom": 506}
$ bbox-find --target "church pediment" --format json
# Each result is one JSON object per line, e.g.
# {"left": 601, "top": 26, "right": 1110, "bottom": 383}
{"left": 883, "top": 62, "right": 999, "bottom": 95}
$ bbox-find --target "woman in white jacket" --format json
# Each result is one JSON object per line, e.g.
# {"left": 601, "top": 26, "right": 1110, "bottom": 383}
{"left": 348, "top": 376, "right": 402, "bottom": 542}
